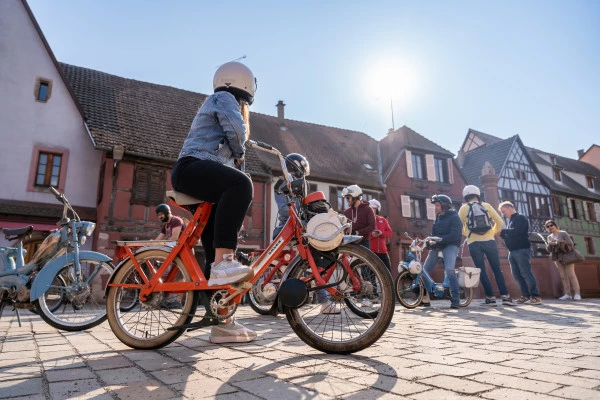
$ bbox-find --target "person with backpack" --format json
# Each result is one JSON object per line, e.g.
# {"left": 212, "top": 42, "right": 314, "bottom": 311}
{"left": 458, "top": 186, "right": 515, "bottom": 306}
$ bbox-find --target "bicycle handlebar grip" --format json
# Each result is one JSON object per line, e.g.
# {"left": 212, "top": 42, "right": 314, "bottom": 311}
{"left": 48, "top": 186, "right": 62, "bottom": 201}
{"left": 254, "top": 140, "right": 273, "bottom": 150}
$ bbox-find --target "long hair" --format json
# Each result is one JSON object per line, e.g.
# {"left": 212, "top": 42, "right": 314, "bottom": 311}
{"left": 239, "top": 99, "right": 251, "bottom": 140}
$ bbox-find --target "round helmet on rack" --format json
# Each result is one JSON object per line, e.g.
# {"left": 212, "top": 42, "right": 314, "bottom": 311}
{"left": 155, "top": 203, "right": 171, "bottom": 216}
{"left": 369, "top": 199, "right": 381, "bottom": 211}
{"left": 462, "top": 185, "right": 481, "bottom": 200}
{"left": 285, "top": 153, "right": 310, "bottom": 178}
{"left": 213, "top": 61, "right": 257, "bottom": 105}
{"left": 341, "top": 185, "right": 362, "bottom": 199}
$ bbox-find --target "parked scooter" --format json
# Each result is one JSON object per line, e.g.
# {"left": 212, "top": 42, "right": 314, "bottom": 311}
{"left": 0, "top": 187, "right": 114, "bottom": 331}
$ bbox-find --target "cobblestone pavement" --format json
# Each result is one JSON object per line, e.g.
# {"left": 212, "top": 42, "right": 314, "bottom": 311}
{"left": 1, "top": 299, "right": 599, "bottom": 399}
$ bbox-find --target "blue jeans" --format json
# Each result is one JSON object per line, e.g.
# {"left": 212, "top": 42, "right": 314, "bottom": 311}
{"left": 423, "top": 245, "right": 460, "bottom": 305}
{"left": 469, "top": 240, "right": 509, "bottom": 298}
{"left": 508, "top": 248, "right": 540, "bottom": 298}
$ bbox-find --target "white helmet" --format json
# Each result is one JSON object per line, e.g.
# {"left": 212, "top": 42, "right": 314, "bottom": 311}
{"left": 213, "top": 61, "right": 257, "bottom": 104}
{"left": 463, "top": 185, "right": 481, "bottom": 199}
{"left": 369, "top": 199, "right": 381, "bottom": 211}
{"left": 341, "top": 185, "right": 362, "bottom": 198}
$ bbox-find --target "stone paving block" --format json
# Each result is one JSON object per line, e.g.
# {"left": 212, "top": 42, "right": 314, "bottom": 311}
{"left": 410, "top": 363, "right": 479, "bottom": 378}
{"left": 42, "top": 355, "right": 86, "bottom": 370}
{"left": 48, "top": 377, "right": 111, "bottom": 399}
{"left": 460, "top": 361, "right": 529, "bottom": 376}
{"left": 86, "top": 354, "right": 134, "bottom": 370}
{"left": 45, "top": 366, "right": 96, "bottom": 382}
{"left": 348, "top": 373, "right": 431, "bottom": 396}
{"left": 233, "top": 375, "right": 319, "bottom": 400}
{"left": 172, "top": 378, "right": 240, "bottom": 399}
{"left": 549, "top": 386, "right": 600, "bottom": 400}
{"left": 522, "top": 371, "right": 599, "bottom": 389}
{"left": 469, "top": 371, "right": 562, "bottom": 393}
{"left": 0, "top": 350, "right": 36, "bottom": 360}
{"left": 571, "top": 369, "right": 600, "bottom": 380}
{"left": 481, "top": 387, "right": 569, "bottom": 400}
{"left": 211, "top": 390, "right": 263, "bottom": 400}
{"left": 96, "top": 366, "right": 150, "bottom": 384}
{"left": 150, "top": 366, "right": 201, "bottom": 385}
{"left": 203, "top": 365, "right": 267, "bottom": 382}
{"left": 418, "top": 375, "right": 495, "bottom": 394}
{"left": 403, "top": 352, "right": 471, "bottom": 365}
{"left": 0, "top": 365, "right": 40, "bottom": 382}
{"left": 500, "top": 359, "right": 578, "bottom": 375}
{"left": 135, "top": 357, "right": 184, "bottom": 372}
{"left": 37, "top": 343, "right": 72, "bottom": 353}
{"left": 107, "top": 379, "right": 179, "bottom": 400}
{"left": 0, "top": 377, "right": 43, "bottom": 398}
{"left": 344, "top": 388, "right": 407, "bottom": 399}
{"left": 410, "top": 388, "right": 483, "bottom": 399}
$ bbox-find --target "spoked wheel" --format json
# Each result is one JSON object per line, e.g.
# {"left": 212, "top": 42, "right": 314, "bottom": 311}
{"left": 106, "top": 249, "right": 199, "bottom": 350}
{"left": 395, "top": 270, "right": 424, "bottom": 308}
{"left": 248, "top": 264, "right": 281, "bottom": 315}
{"left": 284, "top": 243, "right": 394, "bottom": 354}
{"left": 34, "top": 259, "right": 114, "bottom": 331}
{"left": 459, "top": 286, "right": 474, "bottom": 307}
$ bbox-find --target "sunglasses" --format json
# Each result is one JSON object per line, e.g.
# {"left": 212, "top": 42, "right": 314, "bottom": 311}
{"left": 345, "top": 195, "right": 353, "bottom": 200}
{"left": 545, "top": 224, "right": 555, "bottom": 228}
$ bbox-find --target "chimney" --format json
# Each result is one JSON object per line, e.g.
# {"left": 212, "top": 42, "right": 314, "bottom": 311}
{"left": 276, "top": 100, "right": 286, "bottom": 129}
{"left": 577, "top": 149, "right": 584, "bottom": 159}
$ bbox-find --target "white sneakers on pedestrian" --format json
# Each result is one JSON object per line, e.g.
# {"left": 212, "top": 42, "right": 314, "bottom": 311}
{"left": 558, "top": 294, "right": 572, "bottom": 300}
{"left": 208, "top": 254, "right": 254, "bottom": 286}
{"left": 209, "top": 318, "right": 257, "bottom": 343}
{"left": 573, "top": 294, "right": 582, "bottom": 301}
{"left": 320, "top": 301, "right": 341, "bottom": 314}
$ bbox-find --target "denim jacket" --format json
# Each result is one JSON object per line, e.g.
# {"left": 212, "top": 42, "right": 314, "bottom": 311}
{"left": 178, "top": 91, "right": 246, "bottom": 168}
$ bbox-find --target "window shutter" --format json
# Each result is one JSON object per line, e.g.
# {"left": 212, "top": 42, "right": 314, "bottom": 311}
{"left": 329, "top": 186, "right": 339, "bottom": 211}
{"left": 447, "top": 158, "right": 454, "bottom": 184}
{"left": 583, "top": 202, "right": 590, "bottom": 220}
{"left": 567, "top": 198, "right": 574, "bottom": 218}
{"left": 425, "top": 154, "right": 435, "bottom": 182}
{"left": 406, "top": 151, "right": 413, "bottom": 178}
{"left": 401, "top": 195, "right": 411, "bottom": 217}
{"left": 594, "top": 203, "right": 600, "bottom": 222}
{"left": 426, "top": 202, "right": 436, "bottom": 220}
{"left": 133, "top": 164, "right": 166, "bottom": 206}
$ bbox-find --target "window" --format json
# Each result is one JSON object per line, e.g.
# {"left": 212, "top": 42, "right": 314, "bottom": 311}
{"left": 132, "top": 164, "right": 166, "bottom": 206}
{"left": 501, "top": 189, "right": 515, "bottom": 203}
{"left": 586, "top": 176, "right": 595, "bottom": 189}
{"left": 434, "top": 157, "right": 448, "bottom": 183}
{"left": 410, "top": 197, "right": 426, "bottom": 219}
{"left": 585, "top": 202, "right": 596, "bottom": 222}
{"left": 528, "top": 194, "right": 550, "bottom": 218}
{"left": 514, "top": 169, "right": 527, "bottom": 181}
{"left": 551, "top": 195, "right": 563, "bottom": 217}
{"left": 411, "top": 153, "right": 426, "bottom": 180}
{"left": 35, "top": 152, "right": 62, "bottom": 187}
{"left": 550, "top": 155, "right": 557, "bottom": 165}
{"left": 584, "top": 237, "right": 596, "bottom": 255}
{"left": 553, "top": 168, "right": 562, "bottom": 182}
{"left": 34, "top": 78, "right": 52, "bottom": 102}
{"left": 568, "top": 198, "right": 579, "bottom": 219}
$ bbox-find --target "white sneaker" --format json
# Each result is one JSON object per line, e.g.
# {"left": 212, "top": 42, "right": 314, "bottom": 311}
{"left": 558, "top": 294, "right": 572, "bottom": 300}
{"left": 320, "top": 301, "right": 341, "bottom": 314}
{"left": 209, "top": 318, "right": 257, "bottom": 343}
{"left": 208, "top": 254, "right": 254, "bottom": 286}
{"left": 573, "top": 294, "right": 582, "bottom": 301}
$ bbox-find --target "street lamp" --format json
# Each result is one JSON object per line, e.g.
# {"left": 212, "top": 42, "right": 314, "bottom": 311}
{"left": 112, "top": 144, "right": 125, "bottom": 169}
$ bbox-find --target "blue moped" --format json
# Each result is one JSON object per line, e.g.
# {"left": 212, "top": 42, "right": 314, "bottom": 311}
{"left": 0, "top": 187, "right": 114, "bottom": 330}
{"left": 395, "top": 233, "right": 474, "bottom": 308}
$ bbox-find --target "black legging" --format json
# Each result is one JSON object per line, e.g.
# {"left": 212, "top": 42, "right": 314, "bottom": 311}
{"left": 171, "top": 156, "right": 253, "bottom": 268}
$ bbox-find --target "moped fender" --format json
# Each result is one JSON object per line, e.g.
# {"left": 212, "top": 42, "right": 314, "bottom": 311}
{"left": 104, "top": 246, "right": 174, "bottom": 297}
{"left": 30, "top": 251, "right": 112, "bottom": 301}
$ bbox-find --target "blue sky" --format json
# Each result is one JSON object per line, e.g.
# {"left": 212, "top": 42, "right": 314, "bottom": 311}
{"left": 28, "top": 0, "right": 599, "bottom": 159}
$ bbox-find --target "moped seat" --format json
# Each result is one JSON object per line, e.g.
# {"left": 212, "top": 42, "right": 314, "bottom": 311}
{"left": 2, "top": 226, "right": 34, "bottom": 240}
{"left": 166, "top": 190, "right": 204, "bottom": 206}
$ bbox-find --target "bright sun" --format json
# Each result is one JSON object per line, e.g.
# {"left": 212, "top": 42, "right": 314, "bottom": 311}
{"left": 365, "top": 59, "right": 420, "bottom": 109}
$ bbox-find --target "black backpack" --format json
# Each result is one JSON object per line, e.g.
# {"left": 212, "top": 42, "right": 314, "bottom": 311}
{"left": 467, "top": 202, "right": 492, "bottom": 236}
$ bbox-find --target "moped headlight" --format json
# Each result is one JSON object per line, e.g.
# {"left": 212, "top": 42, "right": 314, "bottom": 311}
{"left": 408, "top": 260, "right": 422, "bottom": 275}
{"left": 80, "top": 222, "right": 96, "bottom": 237}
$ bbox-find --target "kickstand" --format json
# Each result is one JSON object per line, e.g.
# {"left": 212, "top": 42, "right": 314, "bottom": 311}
{"left": 15, "top": 307, "right": 22, "bottom": 327}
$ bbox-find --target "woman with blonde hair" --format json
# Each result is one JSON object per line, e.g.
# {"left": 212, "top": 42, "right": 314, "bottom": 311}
{"left": 545, "top": 219, "right": 582, "bottom": 301}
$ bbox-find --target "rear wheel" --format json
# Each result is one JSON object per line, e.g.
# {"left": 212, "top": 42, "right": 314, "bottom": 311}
{"left": 395, "top": 270, "right": 424, "bottom": 308}
{"left": 106, "top": 249, "right": 199, "bottom": 350}
{"left": 284, "top": 244, "right": 394, "bottom": 354}
{"left": 35, "top": 259, "right": 114, "bottom": 331}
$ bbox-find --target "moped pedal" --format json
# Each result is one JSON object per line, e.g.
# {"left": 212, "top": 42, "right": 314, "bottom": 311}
{"left": 167, "top": 316, "right": 220, "bottom": 332}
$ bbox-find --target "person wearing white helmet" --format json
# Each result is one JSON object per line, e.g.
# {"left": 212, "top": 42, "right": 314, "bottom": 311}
{"left": 171, "top": 61, "right": 257, "bottom": 343}
{"left": 458, "top": 185, "right": 515, "bottom": 306}
{"left": 342, "top": 185, "right": 375, "bottom": 249}
{"left": 368, "top": 199, "right": 392, "bottom": 271}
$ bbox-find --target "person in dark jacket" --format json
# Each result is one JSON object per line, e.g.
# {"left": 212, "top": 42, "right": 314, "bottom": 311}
{"left": 422, "top": 194, "right": 463, "bottom": 309}
{"left": 499, "top": 201, "right": 542, "bottom": 305}
{"left": 342, "top": 185, "right": 375, "bottom": 249}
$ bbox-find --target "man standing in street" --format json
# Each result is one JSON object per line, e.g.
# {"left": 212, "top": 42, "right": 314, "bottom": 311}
{"left": 459, "top": 186, "right": 515, "bottom": 306}
{"left": 499, "top": 201, "right": 542, "bottom": 305}
{"left": 342, "top": 185, "right": 375, "bottom": 249}
{"left": 155, "top": 203, "right": 185, "bottom": 241}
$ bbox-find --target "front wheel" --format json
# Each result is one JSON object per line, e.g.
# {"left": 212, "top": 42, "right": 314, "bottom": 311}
{"left": 395, "top": 270, "right": 424, "bottom": 308}
{"left": 284, "top": 244, "right": 394, "bottom": 354}
{"left": 106, "top": 249, "right": 199, "bottom": 349}
{"left": 34, "top": 259, "right": 114, "bottom": 331}
{"left": 459, "top": 286, "right": 473, "bottom": 307}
